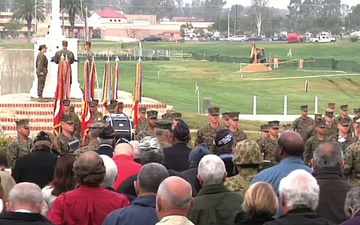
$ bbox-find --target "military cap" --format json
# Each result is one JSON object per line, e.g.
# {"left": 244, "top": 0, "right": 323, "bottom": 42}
{"left": 61, "top": 114, "right": 74, "bottom": 123}
{"left": 233, "top": 140, "right": 263, "bottom": 165}
{"left": 315, "top": 118, "right": 326, "bottom": 128}
{"left": 314, "top": 114, "right": 322, "bottom": 120}
{"left": 339, "top": 117, "right": 351, "bottom": 126}
{"left": 110, "top": 99, "right": 118, "bottom": 105}
{"left": 325, "top": 111, "right": 334, "bottom": 117}
{"left": 62, "top": 40, "right": 68, "bottom": 46}
{"left": 340, "top": 105, "right": 348, "bottom": 111}
{"left": 208, "top": 107, "right": 220, "bottom": 116}
{"left": 33, "top": 131, "right": 52, "bottom": 144}
{"left": 85, "top": 41, "right": 91, "bottom": 47}
{"left": 147, "top": 110, "right": 158, "bottom": 119}
{"left": 229, "top": 112, "right": 240, "bottom": 120}
{"left": 268, "top": 120, "right": 280, "bottom": 129}
{"left": 139, "top": 107, "right": 147, "bottom": 113}
{"left": 89, "top": 121, "right": 106, "bottom": 130}
{"left": 90, "top": 100, "right": 99, "bottom": 107}
{"left": 259, "top": 124, "right": 269, "bottom": 131}
{"left": 15, "top": 119, "right": 30, "bottom": 128}
{"left": 38, "top": 44, "right": 47, "bottom": 51}
{"left": 300, "top": 105, "right": 308, "bottom": 111}
{"left": 283, "top": 123, "right": 292, "bottom": 130}
{"left": 171, "top": 112, "right": 182, "bottom": 120}
{"left": 328, "top": 103, "right": 335, "bottom": 109}
{"left": 98, "top": 126, "right": 115, "bottom": 139}
{"left": 117, "top": 102, "right": 124, "bottom": 108}
{"left": 155, "top": 120, "right": 173, "bottom": 130}
{"left": 63, "top": 99, "right": 71, "bottom": 106}
{"left": 106, "top": 103, "right": 116, "bottom": 112}
{"left": 222, "top": 112, "right": 231, "bottom": 120}
{"left": 356, "top": 118, "right": 360, "bottom": 124}
{"left": 354, "top": 108, "right": 360, "bottom": 114}
{"left": 161, "top": 112, "right": 171, "bottom": 120}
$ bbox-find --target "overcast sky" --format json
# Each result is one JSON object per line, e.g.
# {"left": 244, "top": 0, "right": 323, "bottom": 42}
{"left": 224, "top": 0, "right": 358, "bottom": 9}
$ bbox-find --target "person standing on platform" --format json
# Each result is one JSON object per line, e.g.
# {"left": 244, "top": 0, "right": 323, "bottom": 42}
{"left": 36, "top": 44, "right": 48, "bottom": 101}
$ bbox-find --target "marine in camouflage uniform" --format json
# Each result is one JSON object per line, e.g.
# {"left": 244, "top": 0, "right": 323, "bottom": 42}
{"left": 303, "top": 118, "right": 327, "bottom": 166}
{"left": 324, "top": 111, "right": 338, "bottom": 137}
{"left": 303, "top": 114, "right": 323, "bottom": 140}
{"left": 344, "top": 121, "right": 360, "bottom": 184}
{"left": 222, "top": 112, "right": 231, "bottom": 129}
{"left": 138, "top": 107, "right": 148, "bottom": 132}
{"left": 62, "top": 99, "right": 82, "bottom": 142}
{"left": 105, "top": 99, "right": 118, "bottom": 114}
{"left": 6, "top": 119, "right": 33, "bottom": 168}
{"left": 195, "top": 107, "right": 223, "bottom": 151}
{"left": 333, "top": 104, "right": 352, "bottom": 125}
{"left": 35, "top": 44, "right": 48, "bottom": 99}
{"left": 84, "top": 41, "right": 95, "bottom": 62}
{"left": 228, "top": 112, "right": 247, "bottom": 144}
{"left": 258, "top": 120, "right": 280, "bottom": 164}
{"left": 256, "top": 124, "right": 269, "bottom": 144}
{"left": 327, "top": 117, "right": 356, "bottom": 153}
{"left": 154, "top": 120, "right": 173, "bottom": 148}
{"left": 57, "top": 114, "right": 78, "bottom": 154}
{"left": 137, "top": 110, "right": 158, "bottom": 140}
{"left": 291, "top": 105, "right": 314, "bottom": 142}
{"left": 224, "top": 139, "right": 262, "bottom": 195}
{"left": 89, "top": 100, "right": 103, "bottom": 122}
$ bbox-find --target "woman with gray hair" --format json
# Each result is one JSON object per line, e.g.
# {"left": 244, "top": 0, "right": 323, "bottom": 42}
{"left": 342, "top": 187, "right": 360, "bottom": 225}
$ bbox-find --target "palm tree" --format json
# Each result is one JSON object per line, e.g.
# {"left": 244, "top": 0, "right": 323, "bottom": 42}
{"left": 60, "top": 0, "right": 91, "bottom": 38}
{"left": 12, "top": 0, "right": 45, "bottom": 42}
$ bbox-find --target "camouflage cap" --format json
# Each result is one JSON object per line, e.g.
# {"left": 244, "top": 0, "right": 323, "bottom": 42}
{"left": 233, "top": 140, "right": 263, "bottom": 165}
{"left": 315, "top": 118, "right": 326, "bottom": 128}
{"left": 208, "top": 107, "right": 220, "bottom": 116}
{"left": 229, "top": 112, "right": 240, "bottom": 120}
{"left": 283, "top": 123, "right": 292, "bottom": 130}
{"left": 61, "top": 114, "right": 74, "bottom": 123}
{"left": 110, "top": 99, "right": 118, "bottom": 105}
{"left": 155, "top": 120, "right": 173, "bottom": 130}
{"left": 63, "top": 99, "right": 71, "bottom": 106}
{"left": 259, "top": 124, "right": 269, "bottom": 131}
{"left": 106, "top": 103, "right": 117, "bottom": 112}
{"left": 117, "top": 102, "right": 124, "bottom": 108}
{"left": 328, "top": 103, "right": 335, "bottom": 108}
{"left": 139, "top": 137, "right": 163, "bottom": 156}
{"left": 325, "top": 111, "right": 334, "bottom": 117}
{"left": 300, "top": 105, "right": 308, "bottom": 111}
{"left": 90, "top": 99, "right": 99, "bottom": 107}
{"left": 161, "top": 112, "right": 171, "bottom": 120}
{"left": 268, "top": 120, "right": 280, "bottom": 129}
{"left": 314, "top": 114, "right": 322, "bottom": 120}
{"left": 339, "top": 117, "right": 351, "bottom": 126}
{"left": 62, "top": 40, "right": 68, "bottom": 46}
{"left": 222, "top": 112, "right": 231, "bottom": 120}
{"left": 15, "top": 119, "right": 30, "bottom": 128}
{"left": 147, "top": 110, "right": 158, "bottom": 119}
{"left": 139, "top": 107, "right": 147, "bottom": 113}
{"left": 340, "top": 105, "right": 348, "bottom": 111}
{"left": 98, "top": 126, "right": 115, "bottom": 139}
{"left": 171, "top": 112, "right": 182, "bottom": 120}
{"left": 89, "top": 121, "right": 106, "bottom": 130}
{"left": 354, "top": 108, "right": 360, "bottom": 114}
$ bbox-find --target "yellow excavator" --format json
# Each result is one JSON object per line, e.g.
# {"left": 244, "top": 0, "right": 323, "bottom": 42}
{"left": 249, "top": 43, "right": 267, "bottom": 64}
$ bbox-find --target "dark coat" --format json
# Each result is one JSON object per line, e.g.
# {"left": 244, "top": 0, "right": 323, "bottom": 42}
{"left": 163, "top": 143, "right": 192, "bottom": 172}
{"left": 313, "top": 167, "right": 356, "bottom": 224}
{"left": 341, "top": 213, "right": 360, "bottom": 225}
{"left": 181, "top": 167, "right": 202, "bottom": 194}
{"left": 12, "top": 147, "right": 58, "bottom": 188}
{"left": 235, "top": 214, "right": 274, "bottom": 225}
{"left": 0, "top": 211, "right": 53, "bottom": 225}
{"left": 96, "top": 144, "right": 114, "bottom": 158}
{"left": 263, "top": 208, "right": 336, "bottom": 225}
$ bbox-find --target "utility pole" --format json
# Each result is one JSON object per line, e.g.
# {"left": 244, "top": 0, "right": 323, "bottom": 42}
{"left": 234, "top": 5, "right": 237, "bottom": 35}
{"left": 227, "top": 9, "right": 230, "bottom": 42}
{"left": 85, "top": 6, "right": 88, "bottom": 41}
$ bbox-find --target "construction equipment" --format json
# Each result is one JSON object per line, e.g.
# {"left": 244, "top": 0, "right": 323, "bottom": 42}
{"left": 249, "top": 42, "right": 267, "bottom": 64}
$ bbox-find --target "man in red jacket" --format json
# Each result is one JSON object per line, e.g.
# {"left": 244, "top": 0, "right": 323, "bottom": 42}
{"left": 47, "top": 151, "right": 129, "bottom": 225}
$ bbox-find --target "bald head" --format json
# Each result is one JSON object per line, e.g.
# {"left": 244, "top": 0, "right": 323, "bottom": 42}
{"left": 129, "top": 140, "right": 140, "bottom": 159}
{"left": 277, "top": 130, "right": 304, "bottom": 157}
{"left": 114, "top": 143, "right": 134, "bottom": 157}
{"left": 313, "top": 142, "right": 343, "bottom": 169}
{"left": 8, "top": 182, "right": 43, "bottom": 213}
{"left": 73, "top": 151, "right": 106, "bottom": 186}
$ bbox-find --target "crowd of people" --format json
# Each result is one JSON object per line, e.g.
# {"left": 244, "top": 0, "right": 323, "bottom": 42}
{"left": 1, "top": 101, "right": 360, "bottom": 225}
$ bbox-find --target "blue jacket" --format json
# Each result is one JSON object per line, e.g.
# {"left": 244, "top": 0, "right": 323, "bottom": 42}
{"left": 102, "top": 195, "right": 158, "bottom": 225}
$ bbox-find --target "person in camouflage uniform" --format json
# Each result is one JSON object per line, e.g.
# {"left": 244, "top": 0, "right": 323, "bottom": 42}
{"left": 53, "top": 41, "right": 75, "bottom": 63}
{"left": 57, "top": 114, "right": 78, "bottom": 154}
{"left": 116, "top": 102, "right": 124, "bottom": 114}
{"left": 256, "top": 124, "right": 269, "bottom": 144}
{"left": 282, "top": 123, "right": 292, "bottom": 131}
{"left": 228, "top": 112, "right": 247, "bottom": 144}
{"left": 74, "top": 126, "right": 102, "bottom": 156}
{"left": 291, "top": 105, "right": 314, "bottom": 142}
{"left": 105, "top": 99, "right": 118, "bottom": 114}
{"left": 138, "top": 107, "right": 147, "bottom": 132}
{"left": 333, "top": 104, "right": 352, "bottom": 125}
{"left": 324, "top": 111, "right": 337, "bottom": 137}
{"left": 327, "top": 117, "right": 356, "bottom": 153}
{"left": 327, "top": 102, "right": 336, "bottom": 113}
{"left": 303, "top": 113, "right": 323, "bottom": 140}
{"left": 84, "top": 41, "right": 94, "bottom": 62}
{"left": 62, "top": 99, "right": 82, "bottom": 142}
{"left": 6, "top": 119, "right": 33, "bottom": 168}
{"left": 224, "top": 139, "right": 262, "bottom": 195}
{"left": 222, "top": 112, "right": 231, "bottom": 129}
{"left": 303, "top": 118, "right": 327, "bottom": 166}
{"left": 195, "top": 107, "right": 223, "bottom": 151}
{"left": 137, "top": 110, "right": 158, "bottom": 140}
{"left": 89, "top": 100, "right": 103, "bottom": 122}
{"left": 36, "top": 44, "right": 48, "bottom": 100}
{"left": 350, "top": 108, "right": 360, "bottom": 140}
{"left": 154, "top": 120, "right": 173, "bottom": 148}
{"left": 258, "top": 120, "right": 280, "bottom": 165}
{"left": 171, "top": 112, "right": 182, "bottom": 128}
{"left": 344, "top": 120, "right": 360, "bottom": 184}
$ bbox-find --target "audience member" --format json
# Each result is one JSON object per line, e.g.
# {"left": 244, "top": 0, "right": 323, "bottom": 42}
{"left": 312, "top": 142, "right": 355, "bottom": 224}
{"left": 12, "top": 131, "right": 58, "bottom": 188}
{"left": 0, "top": 153, "right": 16, "bottom": 202}
{"left": 264, "top": 169, "right": 336, "bottom": 225}
{"left": 129, "top": 140, "right": 141, "bottom": 164}
{"left": 156, "top": 176, "right": 194, "bottom": 225}
{"left": 96, "top": 126, "right": 116, "bottom": 158}
{"left": 188, "top": 154, "right": 246, "bottom": 225}
{"left": 47, "top": 151, "right": 129, "bottom": 225}
{"left": 0, "top": 182, "right": 53, "bottom": 225}
{"left": 42, "top": 154, "right": 76, "bottom": 215}
{"left": 99, "top": 155, "right": 118, "bottom": 191}
{"left": 342, "top": 187, "right": 360, "bottom": 225}
{"left": 235, "top": 182, "right": 277, "bottom": 225}
{"left": 103, "top": 163, "right": 169, "bottom": 225}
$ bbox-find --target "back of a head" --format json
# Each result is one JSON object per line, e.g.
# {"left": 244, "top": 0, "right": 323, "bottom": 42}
{"left": 313, "top": 142, "right": 343, "bottom": 169}
{"left": 344, "top": 187, "right": 360, "bottom": 218}
{"left": 139, "top": 137, "right": 164, "bottom": 164}
{"left": 73, "top": 151, "right": 106, "bottom": 186}
{"left": 129, "top": 140, "right": 140, "bottom": 159}
{"left": 114, "top": 143, "right": 134, "bottom": 157}
{"left": 8, "top": 183, "right": 43, "bottom": 212}
{"left": 233, "top": 140, "right": 263, "bottom": 165}
{"left": 279, "top": 169, "right": 319, "bottom": 211}
{"left": 0, "top": 152, "right": 8, "bottom": 168}
{"left": 198, "top": 154, "right": 226, "bottom": 186}
{"left": 100, "top": 155, "right": 118, "bottom": 188}
{"left": 277, "top": 131, "right": 304, "bottom": 157}
{"left": 52, "top": 154, "right": 76, "bottom": 196}
{"left": 138, "top": 163, "right": 169, "bottom": 194}
{"left": 189, "top": 143, "right": 210, "bottom": 168}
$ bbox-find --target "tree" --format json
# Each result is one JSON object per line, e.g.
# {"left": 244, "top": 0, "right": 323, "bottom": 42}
{"left": 60, "top": 0, "right": 92, "bottom": 38}
{"left": 3, "top": 19, "right": 23, "bottom": 38}
{"left": 346, "top": 4, "right": 360, "bottom": 30}
{"left": 204, "top": 0, "right": 226, "bottom": 22}
{"left": 12, "top": 0, "right": 45, "bottom": 42}
{"left": 251, "top": 0, "right": 269, "bottom": 36}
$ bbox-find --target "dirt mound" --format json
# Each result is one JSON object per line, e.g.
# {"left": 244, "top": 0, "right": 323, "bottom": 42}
{"left": 238, "top": 63, "right": 272, "bottom": 73}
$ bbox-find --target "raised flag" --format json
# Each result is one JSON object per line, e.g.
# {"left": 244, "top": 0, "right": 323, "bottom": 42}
{"left": 53, "top": 59, "right": 66, "bottom": 134}
{"left": 132, "top": 59, "right": 142, "bottom": 133}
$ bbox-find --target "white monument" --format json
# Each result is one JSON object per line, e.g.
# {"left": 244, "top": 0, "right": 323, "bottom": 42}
{"left": 30, "top": 0, "right": 82, "bottom": 99}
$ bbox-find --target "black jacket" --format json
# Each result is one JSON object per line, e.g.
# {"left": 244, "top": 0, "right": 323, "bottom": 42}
{"left": 181, "top": 167, "right": 202, "bottom": 194}
{"left": 96, "top": 144, "right": 114, "bottom": 158}
{"left": 313, "top": 167, "right": 355, "bottom": 224}
{"left": 0, "top": 211, "right": 53, "bottom": 225}
{"left": 264, "top": 208, "right": 336, "bottom": 225}
{"left": 235, "top": 214, "right": 274, "bottom": 225}
{"left": 163, "top": 143, "right": 192, "bottom": 172}
{"left": 12, "top": 147, "right": 58, "bottom": 188}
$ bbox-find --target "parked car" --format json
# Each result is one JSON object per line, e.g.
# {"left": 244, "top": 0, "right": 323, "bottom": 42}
{"left": 141, "top": 35, "right": 162, "bottom": 42}
{"left": 228, "top": 35, "right": 247, "bottom": 42}
{"left": 270, "top": 35, "right": 287, "bottom": 41}
{"left": 310, "top": 35, "right": 336, "bottom": 43}
{"left": 246, "top": 36, "right": 262, "bottom": 42}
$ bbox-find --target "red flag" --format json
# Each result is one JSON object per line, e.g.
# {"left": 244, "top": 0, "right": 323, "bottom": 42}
{"left": 132, "top": 60, "right": 142, "bottom": 132}
{"left": 81, "top": 60, "right": 95, "bottom": 144}
{"left": 53, "top": 60, "right": 66, "bottom": 134}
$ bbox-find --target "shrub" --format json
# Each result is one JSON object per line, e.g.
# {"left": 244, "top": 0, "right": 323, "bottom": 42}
{"left": 350, "top": 36, "right": 359, "bottom": 42}
{"left": 0, "top": 136, "right": 12, "bottom": 154}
